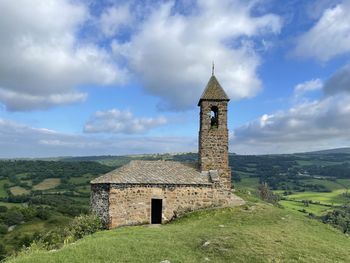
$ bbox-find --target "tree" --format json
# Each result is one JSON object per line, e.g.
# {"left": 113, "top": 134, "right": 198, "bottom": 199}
{"left": 3, "top": 209, "right": 23, "bottom": 226}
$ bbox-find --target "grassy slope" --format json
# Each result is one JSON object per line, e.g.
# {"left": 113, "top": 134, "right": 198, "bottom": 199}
{"left": 7, "top": 203, "right": 350, "bottom": 263}
{"left": 279, "top": 200, "right": 333, "bottom": 216}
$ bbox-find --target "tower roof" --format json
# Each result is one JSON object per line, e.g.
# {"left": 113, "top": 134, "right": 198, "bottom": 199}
{"left": 198, "top": 75, "right": 230, "bottom": 106}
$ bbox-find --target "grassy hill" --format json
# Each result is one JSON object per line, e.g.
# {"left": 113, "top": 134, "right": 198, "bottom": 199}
{"left": 302, "top": 147, "right": 350, "bottom": 155}
{"left": 7, "top": 200, "right": 350, "bottom": 263}
{"left": 1, "top": 152, "right": 350, "bottom": 261}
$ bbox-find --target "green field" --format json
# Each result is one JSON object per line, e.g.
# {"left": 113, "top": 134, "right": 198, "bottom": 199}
{"left": 33, "top": 178, "right": 61, "bottom": 191}
{"left": 287, "top": 189, "right": 350, "bottom": 206}
{"left": 7, "top": 203, "right": 350, "bottom": 263}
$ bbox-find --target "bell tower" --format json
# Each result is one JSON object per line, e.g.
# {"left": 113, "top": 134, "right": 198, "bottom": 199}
{"left": 198, "top": 70, "right": 231, "bottom": 190}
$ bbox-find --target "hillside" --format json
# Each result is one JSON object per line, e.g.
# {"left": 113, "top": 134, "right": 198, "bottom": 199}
{"left": 7, "top": 201, "right": 350, "bottom": 263}
{"left": 1, "top": 152, "right": 350, "bottom": 260}
{"left": 301, "top": 147, "right": 350, "bottom": 155}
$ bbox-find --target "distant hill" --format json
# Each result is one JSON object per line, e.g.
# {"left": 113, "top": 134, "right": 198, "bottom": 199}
{"left": 302, "top": 147, "right": 350, "bottom": 155}
{"left": 7, "top": 202, "right": 350, "bottom": 263}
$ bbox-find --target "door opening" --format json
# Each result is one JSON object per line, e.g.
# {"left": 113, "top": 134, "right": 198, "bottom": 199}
{"left": 151, "top": 199, "right": 162, "bottom": 224}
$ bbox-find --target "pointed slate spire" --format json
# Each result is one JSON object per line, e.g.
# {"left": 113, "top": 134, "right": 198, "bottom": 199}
{"left": 198, "top": 72, "right": 230, "bottom": 106}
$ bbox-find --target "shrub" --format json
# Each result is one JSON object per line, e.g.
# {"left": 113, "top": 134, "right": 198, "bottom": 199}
{"left": 258, "top": 182, "right": 280, "bottom": 205}
{"left": 0, "top": 206, "right": 7, "bottom": 213}
{"left": 2, "top": 209, "right": 23, "bottom": 226}
{"left": 31, "top": 214, "right": 102, "bottom": 250}
{"left": 36, "top": 207, "right": 51, "bottom": 220}
{"left": 0, "top": 224, "right": 7, "bottom": 235}
{"left": 65, "top": 214, "right": 102, "bottom": 240}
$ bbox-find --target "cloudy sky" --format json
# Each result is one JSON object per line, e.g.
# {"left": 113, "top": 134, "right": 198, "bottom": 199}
{"left": 0, "top": 0, "right": 349, "bottom": 157}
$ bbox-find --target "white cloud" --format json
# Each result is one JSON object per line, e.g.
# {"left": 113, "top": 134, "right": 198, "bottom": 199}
{"left": 0, "top": 0, "right": 127, "bottom": 111}
{"left": 231, "top": 63, "right": 350, "bottom": 154}
{"left": 84, "top": 109, "right": 167, "bottom": 134}
{"left": 232, "top": 93, "right": 350, "bottom": 154}
{"left": 112, "top": 0, "right": 282, "bottom": 110}
{"left": 294, "top": 2, "right": 350, "bottom": 61}
{"left": 293, "top": 78, "right": 323, "bottom": 99}
{"left": 0, "top": 118, "right": 195, "bottom": 158}
{"left": 0, "top": 88, "right": 87, "bottom": 111}
{"left": 234, "top": 32, "right": 350, "bottom": 154}
{"left": 100, "top": 4, "right": 132, "bottom": 37}
{"left": 0, "top": 0, "right": 282, "bottom": 112}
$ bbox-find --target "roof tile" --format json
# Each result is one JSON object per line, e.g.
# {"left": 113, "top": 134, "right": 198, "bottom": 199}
{"left": 91, "top": 160, "right": 211, "bottom": 185}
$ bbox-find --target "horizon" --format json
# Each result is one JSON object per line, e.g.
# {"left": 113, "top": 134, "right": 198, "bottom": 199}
{"left": 1, "top": 0, "right": 350, "bottom": 157}
{"left": 3, "top": 146, "right": 350, "bottom": 160}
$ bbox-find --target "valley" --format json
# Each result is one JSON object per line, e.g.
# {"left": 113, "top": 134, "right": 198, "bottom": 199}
{"left": 0, "top": 150, "right": 350, "bottom": 260}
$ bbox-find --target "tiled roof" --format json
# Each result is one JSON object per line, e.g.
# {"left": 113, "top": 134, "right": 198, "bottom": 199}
{"left": 91, "top": 160, "right": 211, "bottom": 185}
{"left": 198, "top": 75, "right": 229, "bottom": 105}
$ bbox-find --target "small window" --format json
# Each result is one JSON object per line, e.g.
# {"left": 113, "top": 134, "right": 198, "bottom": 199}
{"left": 210, "top": 106, "right": 218, "bottom": 128}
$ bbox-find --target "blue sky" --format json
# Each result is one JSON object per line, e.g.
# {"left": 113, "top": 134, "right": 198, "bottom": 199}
{"left": 0, "top": 0, "right": 350, "bottom": 157}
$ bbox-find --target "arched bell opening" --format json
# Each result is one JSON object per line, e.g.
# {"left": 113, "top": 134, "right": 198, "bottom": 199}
{"left": 210, "top": 106, "right": 219, "bottom": 128}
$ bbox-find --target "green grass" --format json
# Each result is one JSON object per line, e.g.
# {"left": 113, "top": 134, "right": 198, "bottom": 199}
{"left": 7, "top": 203, "right": 350, "bottom": 263}
{"left": 287, "top": 189, "right": 350, "bottom": 206}
{"left": 279, "top": 200, "right": 332, "bottom": 216}
{"left": 0, "top": 201, "right": 22, "bottom": 208}
{"left": 33, "top": 178, "right": 60, "bottom": 191}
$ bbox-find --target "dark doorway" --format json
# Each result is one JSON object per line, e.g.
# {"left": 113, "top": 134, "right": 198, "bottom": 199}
{"left": 151, "top": 199, "right": 162, "bottom": 224}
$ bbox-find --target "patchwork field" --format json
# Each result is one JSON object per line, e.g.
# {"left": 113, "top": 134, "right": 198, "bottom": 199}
{"left": 9, "top": 186, "right": 30, "bottom": 196}
{"left": 33, "top": 178, "right": 61, "bottom": 191}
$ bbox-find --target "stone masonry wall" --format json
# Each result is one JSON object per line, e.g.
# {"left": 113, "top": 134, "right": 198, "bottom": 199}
{"left": 199, "top": 100, "right": 231, "bottom": 190}
{"left": 108, "top": 184, "right": 230, "bottom": 229}
{"left": 91, "top": 184, "right": 110, "bottom": 227}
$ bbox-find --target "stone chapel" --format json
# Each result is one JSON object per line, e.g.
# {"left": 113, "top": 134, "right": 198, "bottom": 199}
{"left": 91, "top": 71, "right": 243, "bottom": 229}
